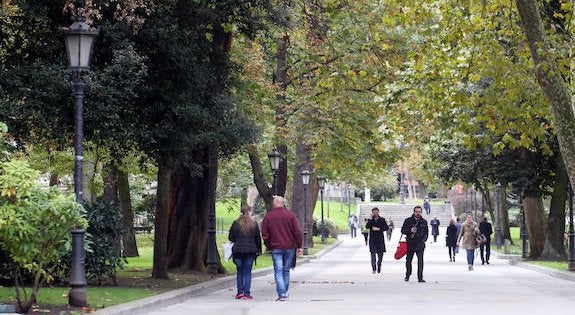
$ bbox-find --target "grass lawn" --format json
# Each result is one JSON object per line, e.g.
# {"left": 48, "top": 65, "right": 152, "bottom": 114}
{"left": 499, "top": 227, "right": 572, "bottom": 272}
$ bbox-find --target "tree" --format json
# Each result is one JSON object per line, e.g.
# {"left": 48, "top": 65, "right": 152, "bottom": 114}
{"left": 515, "top": 0, "right": 575, "bottom": 195}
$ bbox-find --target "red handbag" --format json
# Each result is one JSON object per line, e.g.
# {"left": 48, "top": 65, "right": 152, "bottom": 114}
{"left": 394, "top": 235, "right": 408, "bottom": 260}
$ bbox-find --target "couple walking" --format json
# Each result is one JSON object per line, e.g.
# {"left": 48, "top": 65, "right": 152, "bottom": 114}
{"left": 366, "top": 206, "right": 428, "bottom": 282}
{"left": 228, "top": 196, "right": 302, "bottom": 302}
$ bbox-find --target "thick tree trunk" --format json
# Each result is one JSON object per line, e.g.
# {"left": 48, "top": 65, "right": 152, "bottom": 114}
{"left": 152, "top": 160, "right": 171, "bottom": 279}
{"left": 515, "top": 0, "right": 575, "bottom": 193}
{"left": 542, "top": 154, "right": 567, "bottom": 260}
{"left": 248, "top": 30, "right": 291, "bottom": 211}
{"left": 166, "top": 148, "right": 222, "bottom": 273}
{"left": 522, "top": 195, "right": 546, "bottom": 258}
{"left": 118, "top": 170, "right": 139, "bottom": 257}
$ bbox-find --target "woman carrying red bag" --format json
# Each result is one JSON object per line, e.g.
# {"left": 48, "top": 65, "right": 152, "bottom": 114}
{"left": 365, "top": 207, "right": 389, "bottom": 274}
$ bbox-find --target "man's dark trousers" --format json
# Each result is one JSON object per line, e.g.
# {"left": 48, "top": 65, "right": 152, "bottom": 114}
{"left": 480, "top": 240, "right": 491, "bottom": 264}
{"left": 405, "top": 250, "right": 424, "bottom": 280}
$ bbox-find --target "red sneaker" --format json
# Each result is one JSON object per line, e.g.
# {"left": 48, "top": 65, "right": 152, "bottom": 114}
{"left": 235, "top": 293, "right": 244, "bottom": 299}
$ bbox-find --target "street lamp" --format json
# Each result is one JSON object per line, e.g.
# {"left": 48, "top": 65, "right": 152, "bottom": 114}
{"left": 301, "top": 169, "right": 311, "bottom": 255}
{"left": 495, "top": 183, "right": 502, "bottom": 249}
{"left": 62, "top": 5, "right": 98, "bottom": 308}
{"left": 268, "top": 149, "right": 281, "bottom": 195}
{"left": 318, "top": 175, "right": 326, "bottom": 244}
{"left": 520, "top": 194, "right": 528, "bottom": 258}
{"left": 567, "top": 183, "right": 575, "bottom": 271}
{"left": 399, "top": 163, "right": 405, "bottom": 204}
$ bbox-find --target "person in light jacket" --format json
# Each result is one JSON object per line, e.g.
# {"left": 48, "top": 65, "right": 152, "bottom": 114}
{"left": 229, "top": 205, "right": 262, "bottom": 300}
{"left": 457, "top": 214, "right": 479, "bottom": 271}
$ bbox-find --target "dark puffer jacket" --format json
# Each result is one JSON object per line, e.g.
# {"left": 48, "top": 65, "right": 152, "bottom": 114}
{"left": 229, "top": 219, "right": 262, "bottom": 256}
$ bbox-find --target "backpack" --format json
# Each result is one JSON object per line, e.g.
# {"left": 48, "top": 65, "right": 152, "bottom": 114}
{"left": 475, "top": 233, "right": 487, "bottom": 246}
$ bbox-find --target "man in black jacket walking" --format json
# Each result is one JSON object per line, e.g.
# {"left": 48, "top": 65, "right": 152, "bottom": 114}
{"left": 479, "top": 217, "right": 493, "bottom": 265}
{"left": 401, "top": 206, "right": 428, "bottom": 282}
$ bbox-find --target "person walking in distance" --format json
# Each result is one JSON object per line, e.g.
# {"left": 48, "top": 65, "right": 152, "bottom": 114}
{"left": 430, "top": 216, "right": 440, "bottom": 242}
{"left": 479, "top": 217, "right": 493, "bottom": 265}
{"left": 401, "top": 206, "right": 428, "bottom": 282}
{"left": 228, "top": 205, "right": 262, "bottom": 300}
{"left": 446, "top": 218, "right": 458, "bottom": 262}
{"left": 262, "top": 196, "right": 303, "bottom": 301}
{"left": 423, "top": 197, "right": 431, "bottom": 215}
{"left": 348, "top": 214, "right": 359, "bottom": 238}
{"left": 361, "top": 218, "right": 369, "bottom": 246}
{"left": 365, "top": 207, "right": 389, "bottom": 273}
{"left": 386, "top": 217, "right": 394, "bottom": 241}
{"left": 457, "top": 214, "right": 479, "bottom": 271}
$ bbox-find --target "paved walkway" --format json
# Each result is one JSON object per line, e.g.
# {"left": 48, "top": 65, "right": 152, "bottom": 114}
{"left": 99, "top": 230, "right": 575, "bottom": 315}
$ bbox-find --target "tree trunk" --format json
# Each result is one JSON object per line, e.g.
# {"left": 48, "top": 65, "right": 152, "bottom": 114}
{"left": 152, "top": 160, "right": 171, "bottom": 279}
{"left": 248, "top": 144, "right": 273, "bottom": 210}
{"left": 49, "top": 173, "right": 59, "bottom": 187}
{"left": 515, "top": 0, "right": 575, "bottom": 194}
{"left": 292, "top": 141, "right": 316, "bottom": 249}
{"left": 102, "top": 162, "right": 119, "bottom": 205}
{"left": 541, "top": 154, "right": 567, "bottom": 260}
{"left": 102, "top": 163, "right": 123, "bottom": 258}
{"left": 247, "top": 27, "right": 291, "bottom": 210}
{"left": 83, "top": 159, "right": 96, "bottom": 204}
{"left": 166, "top": 148, "right": 222, "bottom": 273}
{"left": 522, "top": 195, "right": 546, "bottom": 258}
{"left": 118, "top": 170, "right": 139, "bottom": 257}
{"left": 501, "top": 187, "right": 513, "bottom": 245}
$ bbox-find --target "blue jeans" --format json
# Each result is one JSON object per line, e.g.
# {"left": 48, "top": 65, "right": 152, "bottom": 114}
{"left": 233, "top": 254, "right": 255, "bottom": 295}
{"left": 466, "top": 249, "right": 475, "bottom": 266}
{"left": 271, "top": 249, "right": 295, "bottom": 298}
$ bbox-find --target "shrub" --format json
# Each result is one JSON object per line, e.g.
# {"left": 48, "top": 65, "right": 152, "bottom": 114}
{"left": 57, "top": 200, "right": 127, "bottom": 285}
{"left": 0, "top": 160, "right": 87, "bottom": 313}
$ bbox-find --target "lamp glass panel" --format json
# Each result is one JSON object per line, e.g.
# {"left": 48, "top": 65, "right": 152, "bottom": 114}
{"left": 301, "top": 171, "right": 310, "bottom": 185}
{"left": 65, "top": 35, "right": 80, "bottom": 67}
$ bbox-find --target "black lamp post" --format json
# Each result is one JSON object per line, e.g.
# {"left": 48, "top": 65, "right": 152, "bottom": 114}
{"left": 268, "top": 149, "right": 281, "bottom": 195}
{"left": 495, "top": 183, "right": 502, "bottom": 249}
{"left": 568, "top": 183, "right": 575, "bottom": 271}
{"left": 399, "top": 163, "right": 405, "bottom": 204}
{"left": 62, "top": 4, "right": 98, "bottom": 308}
{"left": 347, "top": 183, "right": 351, "bottom": 217}
{"left": 520, "top": 194, "right": 528, "bottom": 258}
{"left": 318, "top": 175, "right": 326, "bottom": 244}
{"left": 301, "top": 169, "right": 311, "bottom": 255}
{"left": 206, "top": 201, "right": 219, "bottom": 274}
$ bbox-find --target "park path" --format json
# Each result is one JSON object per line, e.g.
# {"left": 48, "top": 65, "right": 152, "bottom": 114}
{"left": 136, "top": 229, "right": 575, "bottom": 315}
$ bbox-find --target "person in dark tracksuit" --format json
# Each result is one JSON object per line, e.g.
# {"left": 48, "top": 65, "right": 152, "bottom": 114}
{"left": 401, "top": 205, "right": 428, "bottom": 282}
{"left": 366, "top": 207, "right": 389, "bottom": 274}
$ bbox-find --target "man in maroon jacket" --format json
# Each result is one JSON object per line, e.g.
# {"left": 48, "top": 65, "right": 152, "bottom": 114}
{"left": 262, "top": 195, "right": 303, "bottom": 301}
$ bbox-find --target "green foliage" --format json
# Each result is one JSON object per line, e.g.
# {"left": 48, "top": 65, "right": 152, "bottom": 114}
{"left": 83, "top": 200, "right": 127, "bottom": 284}
{"left": 133, "top": 193, "right": 156, "bottom": 226}
{"left": 0, "top": 159, "right": 86, "bottom": 312}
